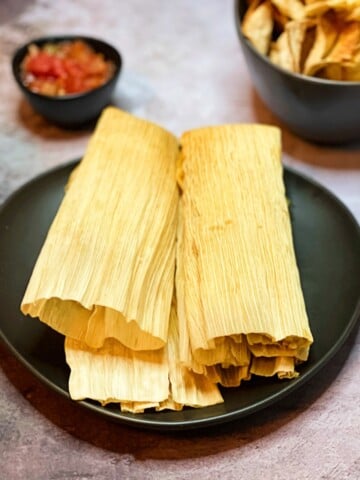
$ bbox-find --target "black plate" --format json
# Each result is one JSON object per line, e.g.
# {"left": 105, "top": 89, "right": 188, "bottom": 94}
{"left": 0, "top": 160, "right": 359, "bottom": 430}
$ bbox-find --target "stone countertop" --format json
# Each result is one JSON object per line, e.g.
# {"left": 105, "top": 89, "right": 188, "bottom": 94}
{"left": 0, "top": 1, "right": 359, "bottom": 479}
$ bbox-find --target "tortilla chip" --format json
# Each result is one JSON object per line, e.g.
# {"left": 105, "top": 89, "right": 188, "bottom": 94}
{"left": 246, "top": 0, "right": 264, "bottom": 12}
{"left": 345, "top": 6, "right": 360, "bottom": 22}
{"left": 242, "top": 0, "right": 360, "bottom": 81}
{"left": 305, "top": 0, "right": 360, "bottom": 17}
{"left": 342, "top": 64, "right": 360, "bottom": 80}
{"left": 270, "top": 0, "right": 305, "bottom": 20}
{"left": 299, "top": 26, "right": 317, "bottom": 72}
{"left": 286, "top": 20, "right": 315, "bottom": 72}
{"left": 326, "top": 21, "right": 360, "bottom": 63}
{"left": 317, "top": 63, "right": 344, "bottom": 79}
{"left": 273, "top": 6, "right": 290, "bottom": 31}
{"left": 341, "top": 49, "right": 360, "bottom": 79}
{"left": 242, "top": 1, "right": 274, "bottom": 55}
{"left": 304, "top": 13, "right": 340, "bottom": 75}
{"left": 270, "top": 31, "right": 295, "bottom": 70}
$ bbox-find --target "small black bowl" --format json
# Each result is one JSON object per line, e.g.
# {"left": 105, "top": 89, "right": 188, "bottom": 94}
{"left": 12, "top": 35, "right": 122, "bottom": 128}
{"left": 235, "top": 0, "right": 360, "bottom": 144}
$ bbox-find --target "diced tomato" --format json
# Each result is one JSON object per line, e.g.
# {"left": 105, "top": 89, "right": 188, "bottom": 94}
{"left": 64, "top": 75, "right": 84, "bottom": 94}
{"left": 64, "top": 58, "right": 85, "bottom": 79}
{"left": 25, "top": 52, "right": 55, "bottom": 76}
{"left": 21, "top": 40, "right": 114, "bottom": 96}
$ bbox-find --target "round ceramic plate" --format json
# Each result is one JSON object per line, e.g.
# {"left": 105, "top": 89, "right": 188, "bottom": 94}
{"left": 0, "top": 160, "right": 359, "bottom": 430}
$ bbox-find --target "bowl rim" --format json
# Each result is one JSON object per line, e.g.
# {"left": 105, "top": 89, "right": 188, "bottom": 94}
{"left": 11, "top": 34, "right": 122, "bottom": 102}
{"left": 234, "top": 0, "right": 360, "bottom": 88}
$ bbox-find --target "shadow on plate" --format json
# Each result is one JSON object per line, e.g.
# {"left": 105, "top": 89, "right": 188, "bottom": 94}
{"left": 0, "top": 318, "right": 358, "bottom": 461}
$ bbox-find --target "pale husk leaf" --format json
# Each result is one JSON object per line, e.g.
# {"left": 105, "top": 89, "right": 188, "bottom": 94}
{"left": 250, "top": 356, "right": 299, "bottom": 379}
{"left": 65, "top": 337, "right": 169, "bottom": 404}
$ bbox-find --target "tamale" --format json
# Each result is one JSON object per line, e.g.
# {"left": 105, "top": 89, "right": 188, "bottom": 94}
{"left": 21, "top": 107, "right": 179, "bottom": 350}
{"left": 177, "top": 124, "right": 313, "bottom": 372}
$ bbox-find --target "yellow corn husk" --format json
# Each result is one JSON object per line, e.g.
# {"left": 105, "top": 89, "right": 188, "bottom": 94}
{"left": 21, "top": 107, "right": 179, "bottom": 351}
{"left": 65, "top": 300, "right": 223, "bottom": 412}
{"left": 121, "top": 401, "right": 162, "bottom": 413}
{"left": 166, "top": 299, "right": 223, "bottom": 408}
{"left": 65, "top": 336, "right": 169, "bottom": 404}
{"left": 176, "top": 195, "right": 252, "bottom": 375}
{"left": 177, "top": 124, "right": 313, "bottom": 372}
{"left": 250, "top": 356, "right": 299, "bottom": 379}
{"left": 205, "top": 364, "right": 251, "bottom": 387}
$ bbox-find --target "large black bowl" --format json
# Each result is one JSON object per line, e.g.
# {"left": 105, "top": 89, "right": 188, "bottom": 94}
{"left": 12, "top": 35, "right": 122, "bottom": 128}
{"left": 235, "top": 0, "right": 360, "bottom": 144}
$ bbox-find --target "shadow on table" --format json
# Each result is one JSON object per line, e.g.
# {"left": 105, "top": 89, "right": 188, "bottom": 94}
{"left": 250, "top": 90, "right": 360, "bottom": 169}
{"left": 16, "top": 70, "right": 154, "bottom": 141}
{"left": 16, "top": 99, "right": 94, "bottom": 140}
{"left": 1, "top": 318, "right": 358, "bottom": 461}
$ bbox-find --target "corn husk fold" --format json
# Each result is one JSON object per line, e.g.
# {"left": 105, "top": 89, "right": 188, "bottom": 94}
{"left": 65, "top": 301, "right": 223, "bottom": 412}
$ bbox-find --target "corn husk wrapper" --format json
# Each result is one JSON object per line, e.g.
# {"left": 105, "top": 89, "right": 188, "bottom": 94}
{"left": 65, "top": 301, "right": 223, "bottom": 412}
{"left": 176, "top": 194, "right": 252, "bottom": 389}
{"left": 21, "top": 107, "right": 179, "bottom": 351}
{"left": 65, "top": 337, "right": 169, "bottom": 405}
{"left": 166, "top": 300, "right": 224, "bottom": 408}
{"left": 205, "top": 364, "right": 252, "bottom": 387}
{"left": 176, "top": 124, "right": 313, "bottom": 373}
{"left": 250, "top": 356, "right": 299, "bottom": 379}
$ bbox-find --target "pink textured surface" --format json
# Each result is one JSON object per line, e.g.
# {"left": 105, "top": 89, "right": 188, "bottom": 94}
{"left": 0, "top": 1, "right": 359, "bottom": 479}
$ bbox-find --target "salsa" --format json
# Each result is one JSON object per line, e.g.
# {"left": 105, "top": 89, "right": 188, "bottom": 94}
{"left": 21, "top": 40, "right": 115, "bottom": 96}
